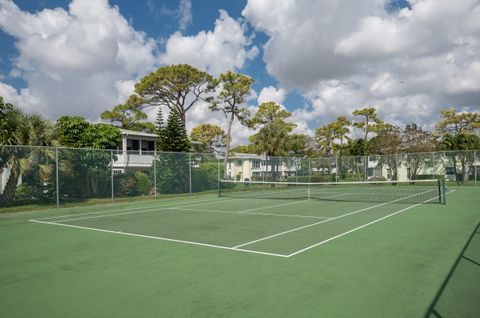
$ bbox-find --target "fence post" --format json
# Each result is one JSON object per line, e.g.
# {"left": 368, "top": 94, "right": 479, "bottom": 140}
{"left": 55, "top": 147, "right": 59, "bottom": 207}
{"left": 110, "top": 150, "right": 114, "bottom": 202}
{"left": 189, "top": 153, "right": 192, "bottom": 195}
{"left": 432, "top": 152, "right": 435, "bottom": 180}
{"left": 335, "top": 156, "right": 339, "bottom": 182}
{"left": 475, "top": 150, "right": 478, "bottom": 187}
{"left": 308, "top": 158, "right": 311, "bottom": 183}
{"left": 153, "top": 151, "right": 157, "bottom": 198}
{"left": 217, "top": 156, "right": 221, "bottom": 196}
{"left": 364, "top": 155, "right": 368, "bottom": 181}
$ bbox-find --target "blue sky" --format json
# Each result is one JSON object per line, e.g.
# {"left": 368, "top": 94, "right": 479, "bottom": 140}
{"left": 0, "top": 0, "right": 478, "bottom": 145}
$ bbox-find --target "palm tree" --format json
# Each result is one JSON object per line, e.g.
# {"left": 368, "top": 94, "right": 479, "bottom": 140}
{"left": 250, "top": 120, "right": 292, "bottom": 181}
{"left": 0, "top": 107, "right": 58, "bottom": 205}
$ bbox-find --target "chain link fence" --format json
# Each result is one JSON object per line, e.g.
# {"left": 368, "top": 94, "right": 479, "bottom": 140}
{"left": 0, "top": 145, "right": 478, "bottom": 209}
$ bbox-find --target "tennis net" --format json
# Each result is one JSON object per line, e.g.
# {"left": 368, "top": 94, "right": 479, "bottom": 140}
{"left": 218, "top": 179, "right": 445, "bottom": 204}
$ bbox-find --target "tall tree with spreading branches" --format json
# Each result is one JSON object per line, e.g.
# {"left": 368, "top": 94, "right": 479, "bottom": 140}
{"left": 135, "top": 64, "right": 216, "bottom": 127}
{"left": 209, "top": 71, "right": 254, "bottom": 177}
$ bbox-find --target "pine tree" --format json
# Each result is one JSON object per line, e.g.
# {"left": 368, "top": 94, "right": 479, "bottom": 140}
{"left": 159, "top": 108, "right": 191, "bottom": 152}
{"left": 155, "top": 106, "right": 166, "bottom": 150}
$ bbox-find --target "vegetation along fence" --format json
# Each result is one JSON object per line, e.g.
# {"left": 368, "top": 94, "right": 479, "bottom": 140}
{"left": 0, "top": 145, "right": 478, "bottom": 209}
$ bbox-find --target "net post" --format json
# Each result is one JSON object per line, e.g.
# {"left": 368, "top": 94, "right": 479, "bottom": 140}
{"left": 189, "top": 153, "right": 192, "bottom": 196}
{"left": 55, "top": 147, "right": 59, "bottom": 207}
{"left": 440, "top": 179, "right": 446, "bottom": 205}
{"left": 153, "top": 151, "right": 157, "bottom": 199}
{"left": 110, "top": 149, "right": 114, "bottom": 203}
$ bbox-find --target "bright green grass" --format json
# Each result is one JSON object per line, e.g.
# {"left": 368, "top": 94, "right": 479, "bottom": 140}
{"left": 0, "top": 187, "right": 478, "bottom": 317}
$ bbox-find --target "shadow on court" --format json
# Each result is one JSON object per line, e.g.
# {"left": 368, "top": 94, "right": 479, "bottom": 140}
{"left": 424, "top": 222, "right": 480, "bottom": 318}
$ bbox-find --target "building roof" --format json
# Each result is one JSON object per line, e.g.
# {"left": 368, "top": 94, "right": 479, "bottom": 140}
{"left": 230, "top": 152, "right": 264, "bottom": 159}
{"left": 119, "top": 128, "right": 157, "bottom": 138}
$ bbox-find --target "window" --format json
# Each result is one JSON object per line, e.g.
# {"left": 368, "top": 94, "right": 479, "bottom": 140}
{"left": 252, "top": 160, "right": 261, "bottom": 168}
{"left": 127, "top": 139, "right": 139, "bottom": 151}
{"left": 141, "top": 140, "right": 148, "bottom": 151}
{"left": 148, "top": 140, "right": 155, "bottom": 151}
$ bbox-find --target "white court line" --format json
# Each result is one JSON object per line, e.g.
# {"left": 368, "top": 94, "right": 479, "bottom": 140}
{"left": 34, "top": 196, "right": 228, "bottom": 221}
{"left": 43, "top": 195, "right": 270, "bottom": 223}
{"left": 231, "top": 189, "right": 434, "bottom": 249}
{"left": 287, "top": 195, "right": 448, "bottom": 257}
{"left": 171, "top": 200, "right": 329, "bottom": 220}
{"left": 29, "top": 219, "right": 289, "bottom": 258}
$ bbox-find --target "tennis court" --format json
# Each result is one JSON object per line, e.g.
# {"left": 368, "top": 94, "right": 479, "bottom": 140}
{"left": 29, "top": 180, "right": 446, "bottom": 258}
{"left": 1, "top": 181, "right": 478, "bottom": 317}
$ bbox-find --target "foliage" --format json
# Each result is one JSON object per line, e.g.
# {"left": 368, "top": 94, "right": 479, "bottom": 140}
{"left": 352, "top": 107, "right": 385, "bottom": 141}
{"left": 0, "top": 103, "right": 58, "bottom": 206}
{"left": 56, "top": 117, "right": 120, "bottom": 200}
{"left": 135, "top": 64, "right": 216, "bottom": 126}
{"left": 441, "top": 132, "right": 480, "bottom": 184}
{"left": 191, "top": 161, "right": 223, "bottom": 192}
{"left": 157, "top": 108, "right": 191, "bottom": 152}
{"left": 289, "top": 134, "right": 316, "bottom": 157}
{"left": 57, "top": 116, "right": 121, "bottom": 149}
{"left": 0, "top": 96, "right": 14, "bottom": 143}
{"left": 190, "top": 123, "right": 226, "bottom": 153}
{"left": 315, "top": 116, "right": 351, "bottom": 155}
{"left": 101, "top": 95, "right": 155, "bottom": 133}
{"left": 208, "top": 71, "right": 254, "bottom": 177}
{"left": 435, "top": 108, "right": 480, "bottom": 136}
{"left": 114, "top": 171, "right": 152, "bottom": 197}
{"left": 342, "top": 139, "right": 370, "bottom": 156}
{"left": 230, "top": 144, "right": 257, "bottom": 154}
{"left": 152, "top": 152, "right": 189, "bottom": 194}
{"left": 369, "top": 125, "right": 403, "bottom": 180}
{"left": 248, "top": 102, "right": 294, "bottom": 129}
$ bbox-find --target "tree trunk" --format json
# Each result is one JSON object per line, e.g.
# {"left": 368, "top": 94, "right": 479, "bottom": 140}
{"left": 223, "top": 113, "right": 235, "bottom": 178}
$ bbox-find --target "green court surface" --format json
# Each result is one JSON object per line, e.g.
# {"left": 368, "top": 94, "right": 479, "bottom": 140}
{"left": 0, "top": 187, "right": 479, "bottom": 317}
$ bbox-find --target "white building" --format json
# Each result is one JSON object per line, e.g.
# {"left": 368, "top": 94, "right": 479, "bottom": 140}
{"left": 226, "top": 153, "right": 299, "bottom": 180}
{"left": 113, "top": 129, "right": 157, "bottom": 173}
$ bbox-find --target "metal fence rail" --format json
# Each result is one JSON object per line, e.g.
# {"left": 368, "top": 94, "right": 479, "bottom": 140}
{"left": 0, "top": 145, "right": 478, "bottom": 209}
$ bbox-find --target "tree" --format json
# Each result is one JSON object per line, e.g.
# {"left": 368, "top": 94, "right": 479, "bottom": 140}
{"left": 56, "top": 116, "right": 121, "bottom": 199}
{"left": 315, "top": 124, "right": 336, "bottom": 156}
{"left": 289, "top": 134, "right": 316, "bottom": 157}
{"left": 435, "top": 109, "right": 480, "bottom": 184}
{"left": 248, "top": 102, "right": 296, "bottom": 181}
{"left": 435, "top": 108, "right": 480, "bottom": 136}
{"left": 209, "top": 71, "right": 254, "bottom": 177}
{"left": 441, "top": 132, "right": 480, "bottom": 184}
{"left": 369, "top": 125, "right": 403, "bottom": 180}
{"left": 158, "top": 108, "right": 191, "bottom": 152}
{"left": 402, "top": 124, "right": 438, "bottom": 179}
{"left": 153, "top": 108, "right": 191, "bottom": 195}
{"left": 352, "top": 107, "right": 385, "bottom": 141}
{"left": 135, "top": 64, "right": 216, "bottom": 127}
{"left": 230, "top": 144, "right": 257, "bottom": 154}
{"left": 190, "top": 123, "right": 226, "bottom": 153}
{"left": 0, "top": 96, "right": 14, "bottom": 143}
{"left": 57, "top": 116, "right": 121, "bottom": 149}
{"left": 101, "top": 95, "right": 154, "bottom": 132}
{"left": 315, "top": 116, "right": 351, "bottom": 156}
{"left": 248, "top": 101, "right": 293, "bottom": 128}
{"left": 0, "top": 105, "right": 59, "bottom": 205}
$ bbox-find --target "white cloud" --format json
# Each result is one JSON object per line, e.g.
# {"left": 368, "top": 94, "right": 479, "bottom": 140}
{"left": 0, "top": 0, "right": 157, "bottom": 120}
{"left": 243, "top": 0, "right": 480, "bottom": 129}
{"left": 178, "top": 0, "right": 192, "bottom": 31}
{"left": 257, "top": 86, "right": 286, "bottom": 104}
{"left": 159, "top": 10, "right": 258, "bottom": 76}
